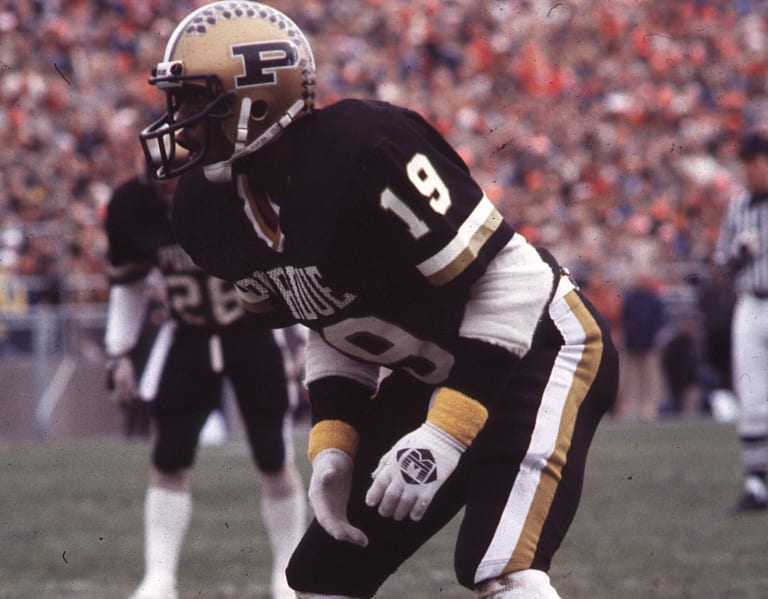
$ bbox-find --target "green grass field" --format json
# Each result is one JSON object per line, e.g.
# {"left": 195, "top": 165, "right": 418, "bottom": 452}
{"left": 1, "top": 417, "right": 766, "bottom": 599}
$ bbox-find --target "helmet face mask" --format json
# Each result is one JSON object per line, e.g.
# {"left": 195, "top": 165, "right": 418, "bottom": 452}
{"left": 141, "top": 74, "right": 235, "bottom": 179}
{"left": 139, "top": 1, "right": 316, "bottom": 181}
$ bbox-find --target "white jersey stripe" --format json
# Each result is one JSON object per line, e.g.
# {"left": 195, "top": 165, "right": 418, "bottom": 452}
{"left": 139, "top": 319, "right": 178, "bottom": 401}
{"left": 474, "top": 277, "right": 603, "bottom": 583}
{"left": 416, "top": 194, "right": 502, "bottom": 285}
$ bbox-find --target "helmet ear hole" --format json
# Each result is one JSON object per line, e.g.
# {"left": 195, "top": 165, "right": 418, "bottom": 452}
{"left": 250, "top": 100, "right": 268, "bottom": 121}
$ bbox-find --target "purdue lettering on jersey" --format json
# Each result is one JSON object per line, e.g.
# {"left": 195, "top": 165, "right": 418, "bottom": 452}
{"left": 237, "top": 265, "right": 356, "bottom": 321}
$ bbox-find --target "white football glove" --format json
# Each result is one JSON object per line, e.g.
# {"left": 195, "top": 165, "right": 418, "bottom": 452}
{"left": 365, "top": 422, "right": 465, "bottom": 522}
{"left": 106, "top": 355, "right": 138, "bottom": 409}
{"left": 308, "top": 448, "right": 369, "bottom": 547}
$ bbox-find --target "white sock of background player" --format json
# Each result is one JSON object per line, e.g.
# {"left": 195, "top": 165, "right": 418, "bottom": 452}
{"left": 133, "top": 485, "right": 191, "bottom": 598}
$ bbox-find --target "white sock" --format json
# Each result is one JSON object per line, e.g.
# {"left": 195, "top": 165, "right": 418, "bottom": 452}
{"left": 141, "top": 486, "right": 192, "bottom": 590}
{"left": 261, "top": 465, "right": 307, "bottom": 598}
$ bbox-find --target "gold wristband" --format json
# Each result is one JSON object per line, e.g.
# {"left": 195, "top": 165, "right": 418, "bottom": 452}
{"left": 427, "top": 387, "right": 489, "bottom": 446}
{"left": 307, "top": 420, "right": 360, "bottom": 461}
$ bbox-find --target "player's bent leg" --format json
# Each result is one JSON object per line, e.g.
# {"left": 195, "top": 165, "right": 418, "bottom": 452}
{"left": 133, "top": 333, "right": 215, "bottom": 599}
{"left": 287, "top": 371, "right": 464, "bottom": 598}
{"left": 261, "top": 464, "right": 307, "bottom": 599}
{"left": 130, "top": 469, "right": 192, "bottom": 599}
{"left": 475, "top": 570, "right": 561, "bottom": 599}
{"left": 455, "top": 282, "right": 618, "bottom": 593}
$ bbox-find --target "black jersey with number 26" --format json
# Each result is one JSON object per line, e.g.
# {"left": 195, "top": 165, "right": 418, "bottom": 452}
{"left": 106, "top": 176, "right": 245, "bottom": 330}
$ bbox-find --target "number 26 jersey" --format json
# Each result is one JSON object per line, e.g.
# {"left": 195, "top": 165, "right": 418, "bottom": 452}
{"left": 106, "top": 176, "right": 244, "bottom": 331}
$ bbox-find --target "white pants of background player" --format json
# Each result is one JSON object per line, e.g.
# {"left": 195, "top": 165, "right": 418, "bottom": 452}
{"left": 732, "top": 293, "right": 768, "bottom": 500}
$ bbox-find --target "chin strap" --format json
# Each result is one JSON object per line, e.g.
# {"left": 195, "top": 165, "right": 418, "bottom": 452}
{"left": 235, "top": 97, "right": 252, "bottom": 151}
{"left": 203, "top": 98, "right": 306, "bottom": 182}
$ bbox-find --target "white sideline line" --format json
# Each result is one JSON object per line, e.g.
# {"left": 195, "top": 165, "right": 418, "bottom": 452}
{"left": 35, "top": 356, "right": 77, "bottom": 435}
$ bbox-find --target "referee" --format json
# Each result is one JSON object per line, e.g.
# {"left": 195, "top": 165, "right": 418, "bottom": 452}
{"left": 714, "top": 132, "right": 768, "bottom": 513}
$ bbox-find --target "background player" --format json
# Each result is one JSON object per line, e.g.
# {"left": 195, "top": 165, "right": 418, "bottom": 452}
{"left": 714, "top": 132, "right": 768, "bottom": 513}
{"left": 140, "top": 3, "right": 619, "bottom": 598}
{"left": 103, "top": 146, "right": 305, "bottom": 599}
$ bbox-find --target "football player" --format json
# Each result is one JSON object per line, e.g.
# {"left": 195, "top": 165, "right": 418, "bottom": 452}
{"left": 140, "top": 3, "right": 619, "bottom": 597}
{"left": 104, "top": 145, "right": 305, "bottom": 599}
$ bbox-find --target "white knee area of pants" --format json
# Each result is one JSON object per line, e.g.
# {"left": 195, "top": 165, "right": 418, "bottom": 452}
{"left": 476, "top": 569, "right": 561, "bottom": 599}
{"left": 294, "top": 595, "right": 362, "bottom": 599}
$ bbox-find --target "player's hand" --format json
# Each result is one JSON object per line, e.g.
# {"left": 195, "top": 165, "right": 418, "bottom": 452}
{"left": 106, "top": 355, "right": 138, "bottom": 409}
{"left": 734, "top": 229, "right": 761, "bottom": 258}
{"left": 308, "top": 448, "right": 369, "bottom": 547}
{"left": 365, "top": 422, "right": 465, "bottom": 522}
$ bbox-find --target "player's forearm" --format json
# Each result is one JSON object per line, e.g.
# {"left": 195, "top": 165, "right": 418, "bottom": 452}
{"left": 303, "top": 328, "right": 380, "bottom": 460}
{"left": 425, "top": 337, "right": 518, "bottom": 447}
{"left": 445, "top": 336, "right": 521, "bottom": 406}
{"left": 104, "top": 280, "right": 149, "bottom": 357}
{"left": 433, "top": 236, "right": 554, "bottom": 445}
{"left": 306, "top": 376, "right": 374, "bottom": 460}
{"left": 451, "top": 235, "right": 552, "bottom": 399}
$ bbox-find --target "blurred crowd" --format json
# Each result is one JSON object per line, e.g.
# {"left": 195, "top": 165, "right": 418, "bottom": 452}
{"left": 1, "top": 0, "right": 766, "bottom": 414}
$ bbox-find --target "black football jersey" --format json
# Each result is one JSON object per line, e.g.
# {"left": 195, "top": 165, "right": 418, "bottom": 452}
{"left": 106, "top": 176, "right": 244, "bottom": 330}
{"left": 174, "top": 99, "right": 515, "bottom": 384}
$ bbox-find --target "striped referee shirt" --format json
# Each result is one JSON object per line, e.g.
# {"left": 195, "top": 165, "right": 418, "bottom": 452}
{"left": 714, "top": 187, "right": 768, "bottom": 295}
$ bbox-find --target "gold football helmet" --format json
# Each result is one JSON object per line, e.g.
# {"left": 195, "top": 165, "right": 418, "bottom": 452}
{"left": 140, "top": 1, "right": 315, "bottom": 180}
